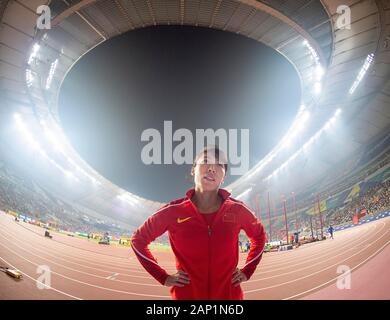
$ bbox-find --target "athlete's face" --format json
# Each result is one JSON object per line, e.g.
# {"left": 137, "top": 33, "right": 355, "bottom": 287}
{"left": 192, "top": 153, "right": 226, "bottom": 192}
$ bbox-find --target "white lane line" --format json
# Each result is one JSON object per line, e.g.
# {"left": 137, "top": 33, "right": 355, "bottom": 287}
{"left": 12, "top": 221, "right": 133, "bottom": 261}
{"left": 0, "top": 224, "right": 177, "bottom": 273}
{"left": 106, "top": 273, "right": 119, "bottom": 280}
{"left": 247, "top": 224, "right": 378, "bottom": 281}
{"left": 0, "top": 226, "right": 156, "bottom": 279}
{"left": 0, "top": 256, "right": 82, "bottom": 300}
{"left": 0, "top": 223, "right": 163, "bottom": 272}
{"left": 0, "top": 233, "right": 161, "bottom": 287}
{"left": 0, "top": 241, "right": 170, "bottom": 298}
{"left": 244, "top": 222, "right": 388, "bottom": 293}
{"left": 285, "top": 239, "right": 390, "bottom": 300}
{"left": 0, "top": 224, "right": 176, "bottom": 275}
{"left": 256, "top": 222, "right": 376, "bottom": 266}
{"left": 252, "top": 223, "right": 376, "bottom": 274}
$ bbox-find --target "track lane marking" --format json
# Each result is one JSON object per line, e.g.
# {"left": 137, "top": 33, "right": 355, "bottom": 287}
{"left": 0, "top": 242, "right": 170, "bottom": 298}
{"left": 0, "top": 233, "right": 163, "bottom": 287}
{"left": 284, "top": 239, "right": 390, "bottom": 299}
{"left": 243, "top": 222, "right": 388, "bottom": 294}
{"left": 247, "top": 224, "right": 378, "bottom": 281}
{"left": 0, "top": 255, "right": 82, "bottom": 300}
{"left": 0, "top": 224, "right": 177, "bottom": 275}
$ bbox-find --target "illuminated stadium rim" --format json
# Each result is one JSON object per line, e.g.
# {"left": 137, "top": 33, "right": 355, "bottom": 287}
{"left": 23, "top": 0, "right": 333, "bottom": 204}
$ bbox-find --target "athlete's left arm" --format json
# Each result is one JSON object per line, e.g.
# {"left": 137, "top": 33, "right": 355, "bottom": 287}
{"left": 239, "top": 205, "right": 267, "bottom": 280}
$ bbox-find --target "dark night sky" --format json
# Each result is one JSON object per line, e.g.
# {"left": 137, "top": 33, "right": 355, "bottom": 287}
{"left": 58, "top": 26, "right": 301, "bottom": 203}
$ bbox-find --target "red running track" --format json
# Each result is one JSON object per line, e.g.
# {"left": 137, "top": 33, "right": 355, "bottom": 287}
{"left": 0, "top": 213, "right": 389, "bottom": 300}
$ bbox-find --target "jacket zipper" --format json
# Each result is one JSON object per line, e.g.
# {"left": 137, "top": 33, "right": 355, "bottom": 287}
{"left": 188, "top": 199, "right": 225, "bottom": 299}
{"left": 208, "top": 224, "right": 211, "bottom": 299}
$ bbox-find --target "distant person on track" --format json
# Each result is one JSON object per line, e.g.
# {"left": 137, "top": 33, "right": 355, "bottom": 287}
{"left": 131, "top": 146, "right": 267, "bottom": 300}
{"left": 293, "top": 232, "right": 299, "bottom": 244}
{"left": 245, "top": 240, "right": 250, "bottom": 252}
{"left": 328, "top": 225, "right": 334, "bottom": 239}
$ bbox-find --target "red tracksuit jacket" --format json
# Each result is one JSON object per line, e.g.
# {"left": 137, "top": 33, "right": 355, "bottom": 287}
{"left": 131, "top": 188, "right": 267, "bottom": 300}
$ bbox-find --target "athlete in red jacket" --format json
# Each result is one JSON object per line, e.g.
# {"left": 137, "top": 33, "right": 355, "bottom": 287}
{"left": 131, "top": 147, "right": 267, "bottom": 300}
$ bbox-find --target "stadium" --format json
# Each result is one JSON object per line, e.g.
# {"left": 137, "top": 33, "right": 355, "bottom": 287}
{"left": 0, "top": 0, "right": 389, "bottom": 301}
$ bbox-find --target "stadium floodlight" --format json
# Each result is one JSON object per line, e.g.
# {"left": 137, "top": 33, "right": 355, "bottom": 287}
{"left": 118, "top": 193, "right": 138, "bottom": 205}
{"left": 14, "top": 114, "right": 81, "bottom": 181}
{"left": 349, "top": 53, "right": 375, "bottom": 95}
{"left": 42, "top": 125, "right": 64, "bottom": 153}
{"left": 282, "top": 111, "right": 310, "bottom": 149}
{"left": 13, "top": 113, "right": 22, "bottom": 122}
{"left": 14, "top": 114, "right": 38, "bottom": 146}
{"left": 64, "top": 170, "right": 77, "bottom": 180}
{"left": 325, "top": 108, "right": 342, "bottom": 130}
{"left": 303, "top": 39, "right": 320, "bottom": 64}
{"left": 236, "top": 187, "right": 252, "bottom": 200}
{"left": 281, "top": 137, "right": 292, "bottom": 149}
{"left": 25, "top": 69, "right": 34, "bottom": 87}
{"left": 40, "top": 121, "right": 100, "bottom": 186}
{"left": 303, "top": 140, "right": 311, "bottom": 150}
{"left": 45, "top": 59, "right": 58, "bottom": 90}
{"left": 315, "top": 65, "right": 325, "bottom": 81}
{"left": 280, "top": 162, "right": 287, "bottom": 170}
{"left": 39, "top": 149, "right": 48, "bottom": 158}
{"left": 314, "top": 82, "right": 322, "bottom": 95}
{"left": 247, "top": 162, "right": 265, "bottom": 179}
{"left": 265, "top": 107, "right": 342, "bottom": 185}
{"left": 296, "top": 111, "right": 310, "bottom": 131}
{"left": 27, "top": 43, "right": 40, "bottom": 65}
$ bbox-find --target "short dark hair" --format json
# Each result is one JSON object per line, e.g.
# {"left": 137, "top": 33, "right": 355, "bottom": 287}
{"left": 192, "top": 145, "right": 228, "bottom": 173}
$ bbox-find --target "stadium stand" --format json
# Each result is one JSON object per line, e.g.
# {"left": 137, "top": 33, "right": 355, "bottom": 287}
{"left": 0, "top": 164, "right": 132, "bottom": 237}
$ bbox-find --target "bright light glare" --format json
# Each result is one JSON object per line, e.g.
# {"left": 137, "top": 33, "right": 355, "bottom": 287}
{"left": 236, "top": 188, "right": 252, "bottom": 200}
{"left": 314, "top": 82, "right": 322, "bottom": 94}
{"left": 303, "top": 39, "right": 320, "bottom": 64}
{"left": 315, "top": 65, "right": 324, "bottom": 80}
{"left": 296, "top": 111, "right": 310, "bottom": 131}
{"left": 28, "top": 43, "right": 40, "bottom": 65}
{"left": 282, "top": 111, "right": 310, "bottom": 149}
{"left": 349, "top": 53, "right": 374, "bottom": 95}
{"left": 118, "top": 193, "right": 138, "bottom": 204}
{"left": 25, "top": 69, "right": 34, "bottom": 87}
{"left": 14, "top": 114, "right": 80, "bottom": 182}
{"left": 13, "top": 113, "right": 22, "bottom": 122}
{"left": 45, "top": 59, "right": 58, "bottom": 90}
{"left": 43, "top": 125, "right": 64, "bottom": 152}
{"left": 41, "top": 121, "right": 98, "bottom": 185}
{"left": 64, "top": 170, "right": 75, "bottom": 179}
{"left": 263, "top": 108, "right": 342, "bottom": 183}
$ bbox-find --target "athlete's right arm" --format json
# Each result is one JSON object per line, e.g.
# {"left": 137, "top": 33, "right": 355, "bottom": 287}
{"left": 130, "top": 205, "right": 171, "bottom": 285}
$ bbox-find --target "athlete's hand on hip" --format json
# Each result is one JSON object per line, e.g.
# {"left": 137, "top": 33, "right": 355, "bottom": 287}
{"left": 164, "top": 270, "right": 190, "bottom": 287}
{"left": 232, "top": 268, "right": 247, "bottom": 287}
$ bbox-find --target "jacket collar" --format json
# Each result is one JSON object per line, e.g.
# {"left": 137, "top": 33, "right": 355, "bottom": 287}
{"left": 185, "top": 188, "right": 231, "bottom": 201}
